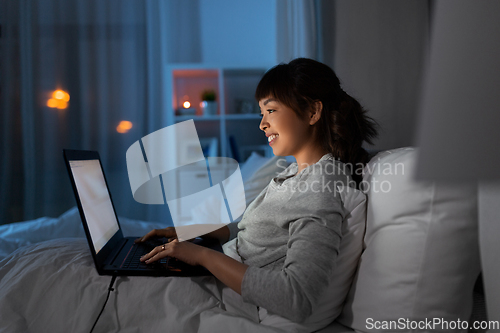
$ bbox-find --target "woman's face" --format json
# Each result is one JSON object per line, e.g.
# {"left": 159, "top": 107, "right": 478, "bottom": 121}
{"left": 258, "top": 97, "right": 314, "bottom": 157}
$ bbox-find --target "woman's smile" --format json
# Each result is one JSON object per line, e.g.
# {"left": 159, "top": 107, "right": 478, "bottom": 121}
{"left": 267, "top": 133, "right": 279, "bottom": 145}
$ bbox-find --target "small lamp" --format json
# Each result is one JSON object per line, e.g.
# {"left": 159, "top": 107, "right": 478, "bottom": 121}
{"left": 178, "top": 95, "right": 196, "bottom": 116}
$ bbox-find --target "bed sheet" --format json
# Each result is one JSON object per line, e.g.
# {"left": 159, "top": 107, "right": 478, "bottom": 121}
{"left": 0, "top": 238, "right": 285, "bottom": 333}
{"left": 0, "top": 208, "right": 286, "bottom": 333}
{"left": 0, "top": 207, "right": 167, "bottom": 261}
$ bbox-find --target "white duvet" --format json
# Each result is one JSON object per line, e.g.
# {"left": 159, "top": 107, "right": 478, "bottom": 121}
{"left": 0, "top": 208, "right": 284, "bottom": 333}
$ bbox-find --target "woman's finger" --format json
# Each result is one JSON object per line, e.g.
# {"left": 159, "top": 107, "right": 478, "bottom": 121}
{"left": 139, "top": 245, "right": 155, "bottom": 262}
{"left": 141, "top": 244, "right": 169, "bottom": 263}
{"left": 135, "top": 229, "right": 159, "bottom": 243}
{"left": 165, "top": 227, "right": 177, "bottom": 238}
{"left": 144, "top": 250, "right": 168, "bottom": 264}
{"left": 140, "top": 238, "right": 205, "bottom": 266}
{"left": 135, "top": 227, "right": 177, "bottom": 243}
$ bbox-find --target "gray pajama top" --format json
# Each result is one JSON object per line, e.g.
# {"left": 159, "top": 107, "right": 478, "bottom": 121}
{"left": 226, "top": 154, "right": 353, "bottom": 322}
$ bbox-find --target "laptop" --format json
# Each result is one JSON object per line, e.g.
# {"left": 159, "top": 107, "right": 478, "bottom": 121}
{"left": 63, "top": 149, "right": 223, "bottom": 277}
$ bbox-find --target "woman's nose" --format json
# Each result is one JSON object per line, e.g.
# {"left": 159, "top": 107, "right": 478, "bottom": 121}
{"left": 259, "top": 116, "right": 269, "bottom": 132}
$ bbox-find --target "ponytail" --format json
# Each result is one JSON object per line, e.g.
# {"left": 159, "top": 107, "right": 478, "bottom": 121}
{"left": 322, "top": 91, "right": 378, "bottom": 184}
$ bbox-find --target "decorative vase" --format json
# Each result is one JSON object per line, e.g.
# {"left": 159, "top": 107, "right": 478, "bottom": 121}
{"left": 201, "top": 101, "right": 217, "bottom": 116}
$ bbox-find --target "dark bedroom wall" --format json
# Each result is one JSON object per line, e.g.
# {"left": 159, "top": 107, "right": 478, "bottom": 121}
{"left": 332, "top": 0, "right": 430, "bottom": 150}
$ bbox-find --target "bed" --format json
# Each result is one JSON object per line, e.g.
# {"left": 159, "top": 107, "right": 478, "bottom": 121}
{"left": 0, "top": 148, "right": 484, "bottom": 333}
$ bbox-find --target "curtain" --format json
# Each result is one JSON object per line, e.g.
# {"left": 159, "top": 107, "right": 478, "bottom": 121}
{"left": 275, "top": 0, "right": 335, "bottom": 68}
{"left": 276, "top": 0, "right": 317, "bottom": 62}
{"left": 331, "top": 0, "right": 430, "bottom": 149}
{"left": 0, "top": 0, "right": 202, "bottom": 225}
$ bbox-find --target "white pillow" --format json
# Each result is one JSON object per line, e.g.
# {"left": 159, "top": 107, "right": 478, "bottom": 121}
{"left": 240, "top": 153, "right": 291, "bottom": 207}
{"left": 240, "top": 152, "right": 271, "bottom": 182}
{"left": 337, "top": 147, "right": 480, "bottom": 332}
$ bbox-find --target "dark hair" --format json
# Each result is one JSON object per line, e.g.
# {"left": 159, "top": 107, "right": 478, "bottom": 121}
{"left": 255, "top": 58, "right": 378, "bottom": 184}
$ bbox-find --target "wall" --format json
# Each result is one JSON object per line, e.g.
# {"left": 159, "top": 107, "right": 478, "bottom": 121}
{"left": 333, "top": 0, "right": 430, "bottom": 150}
{"left": 199, "top": 0, "right": 277, "bottom": 66}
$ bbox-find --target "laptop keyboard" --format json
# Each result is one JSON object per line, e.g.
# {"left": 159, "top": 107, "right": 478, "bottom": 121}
{"left": 121, "top": 241, "right": 173, "bottom": 269}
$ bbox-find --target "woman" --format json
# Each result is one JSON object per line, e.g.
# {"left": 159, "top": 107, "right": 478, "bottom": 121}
{"left": 137, "top": 58, "right": 378, "bottom": 325}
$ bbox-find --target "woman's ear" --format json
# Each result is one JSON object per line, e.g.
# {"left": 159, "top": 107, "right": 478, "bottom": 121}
{"left": 309, "top": 101, "right": 323, "bottom": 125}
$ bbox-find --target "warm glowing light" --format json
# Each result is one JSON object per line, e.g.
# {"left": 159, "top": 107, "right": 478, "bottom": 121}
{"left": 47, "top": 98, "right": 68, "bottom": 109}
{"left": 183, "top": 101, "right": 191, "bottom": 108}
{"left": 117, "top": 120, "right": 133, "bottom": 133}
{"left": 47, "top": 99, "right": 58, "bottom": 108}
{"left": 52, "top": 90, "right": 70, "bottom": 102}
{"left": 121, "top": 121, "right": 133, "bottom": 130}
{"left": 48, "top": 89, "right": 70, "bottom": 109}
{"left": 56, "top": 100, "right": 68, "bottom": 109}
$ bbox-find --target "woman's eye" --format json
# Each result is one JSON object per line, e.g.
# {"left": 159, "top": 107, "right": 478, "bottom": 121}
{"left": 260, "top": 109, "right": 276, "bottom": 117}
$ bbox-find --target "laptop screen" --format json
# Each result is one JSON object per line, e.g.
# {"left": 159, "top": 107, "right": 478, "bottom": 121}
{"left": 69, "top": 159, "right": 119, "bottom": 253}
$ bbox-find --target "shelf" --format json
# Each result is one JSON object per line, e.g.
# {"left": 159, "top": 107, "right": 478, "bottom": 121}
{"left": 175, "top": 115, "right": 220, "bottom": 122}
{"left": 175, "top": 114, "right": 261, "bottom": 122}
{"left": 165, "top": 64, "right": 269, "bottom": 158}
{"left": 225, "top": 114, "right": 261, "bottom": 120}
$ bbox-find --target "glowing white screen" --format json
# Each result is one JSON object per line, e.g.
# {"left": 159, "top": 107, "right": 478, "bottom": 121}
{"left": 70, "top": 159, "right": 119, "bottom": 253}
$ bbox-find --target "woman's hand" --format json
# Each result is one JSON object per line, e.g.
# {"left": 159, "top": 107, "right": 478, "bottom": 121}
{"left": 141, "top": 237, "right": 249, "bottom": 295}
{"left": 134, "top": 227, "right": 177, "bottom": 243}
{"left": 140, "top": 239, "right": 207, "bottom": 266}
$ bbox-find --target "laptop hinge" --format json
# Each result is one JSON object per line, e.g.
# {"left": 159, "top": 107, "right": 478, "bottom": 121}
{"left": 104, "top": 238, "right": 128, "bottom": 266}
